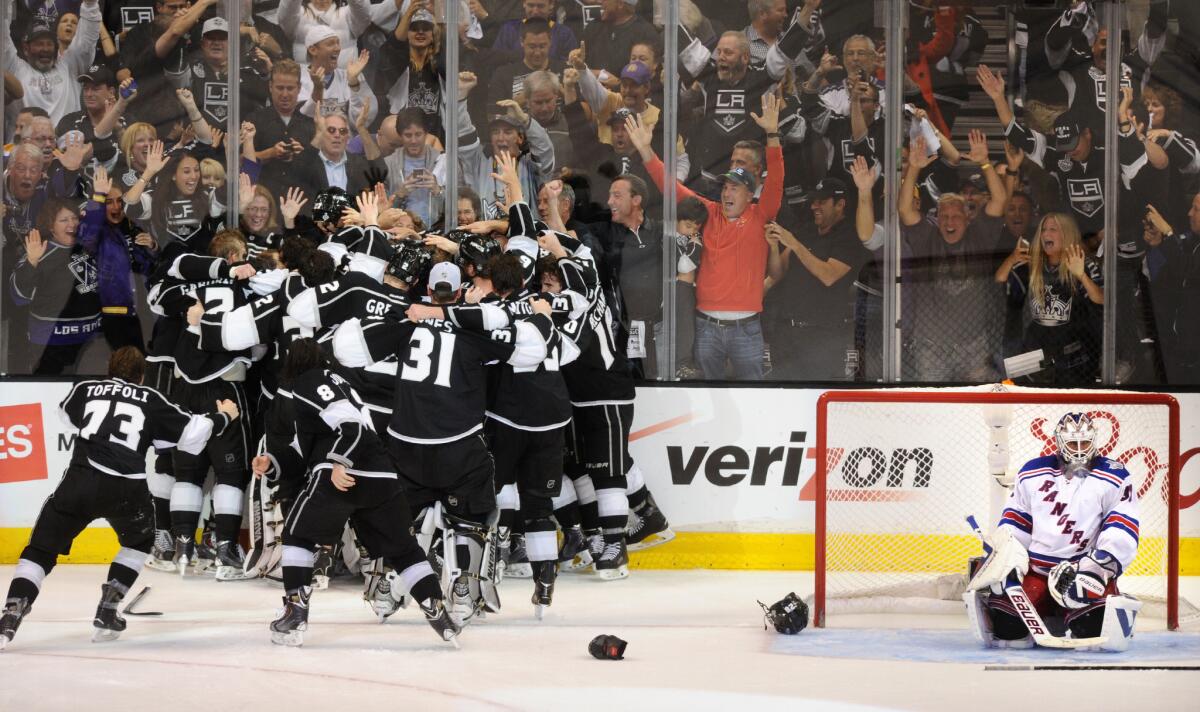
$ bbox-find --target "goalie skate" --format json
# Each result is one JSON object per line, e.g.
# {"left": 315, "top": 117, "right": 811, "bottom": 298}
{"left": 364, "top": 567, "right": 407, "bottom": 622}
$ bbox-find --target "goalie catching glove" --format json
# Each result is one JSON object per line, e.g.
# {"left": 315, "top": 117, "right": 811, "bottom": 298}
{"left": 1048, "top": 552, "right": 1118, "bottom": 609}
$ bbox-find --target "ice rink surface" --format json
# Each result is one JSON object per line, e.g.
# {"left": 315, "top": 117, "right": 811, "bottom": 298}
{"left": 1, "top": 565, "right": 1198, "bottom": 712}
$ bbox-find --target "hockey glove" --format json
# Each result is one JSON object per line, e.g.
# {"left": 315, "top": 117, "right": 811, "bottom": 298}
{"left": 1048, "top": 560, "right": 1107, "bottom": 609}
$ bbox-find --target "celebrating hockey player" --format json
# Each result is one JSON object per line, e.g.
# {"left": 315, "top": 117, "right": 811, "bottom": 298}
{"left": 0, "top": 347, "right": 240, "bottom": 649}
{"left": 253, "top": 339, "right": 458, "bottom": 647}
{"left": 965, "top": 412, "right": 1142, "bottom": 651}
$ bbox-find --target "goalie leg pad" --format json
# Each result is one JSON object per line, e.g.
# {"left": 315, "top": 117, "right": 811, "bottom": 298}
{"left": 966, "top": 525, "right": 1029, "bottom": 594}
{"left": 1094, "top": 595, "right": 1142, "bottom": 652}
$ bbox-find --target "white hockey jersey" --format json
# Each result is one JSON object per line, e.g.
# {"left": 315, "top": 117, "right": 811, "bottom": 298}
{"left": 998, "top": 454, "right": 1139, "bottom": 576}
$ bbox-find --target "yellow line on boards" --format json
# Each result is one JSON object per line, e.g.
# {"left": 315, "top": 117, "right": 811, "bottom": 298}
{"left": 2, "top": 529, "right": 1198, "bottom": 575}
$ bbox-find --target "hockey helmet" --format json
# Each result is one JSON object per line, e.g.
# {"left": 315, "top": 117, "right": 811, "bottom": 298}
{"left": 1054, "top": 412, "right": 1097, "bottom": 468}
{"left": 312, "top": 186, "right": 351, "bottom": 226}
{"left": 457, "top": 234, "right": 502, "bottom": 277}
{"left": 386, "top": 242, "right": 432, "bottom": 287}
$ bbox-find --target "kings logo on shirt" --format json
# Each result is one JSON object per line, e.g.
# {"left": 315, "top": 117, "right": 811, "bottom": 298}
{"left": 0, "top": 403, "right": 48, "bottom": 484}
{"left": 68, "top": 252, "right": 98, "bottom": 295}
{"left": 1067, "top": 178, "right": 1103, "bottom": 218}
{"left": 715, "top": 91, "right": 748, "bottom": 132}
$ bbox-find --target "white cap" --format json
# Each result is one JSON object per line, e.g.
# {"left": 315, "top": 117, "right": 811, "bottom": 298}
{"left": 201, "top": 17, "right": 229, "bottom": 36}
{"left": 305, "top": 25, "right": 339, "bottom": 48}
{"left": 429, "top": 262, "right": 462, "bottom": 293}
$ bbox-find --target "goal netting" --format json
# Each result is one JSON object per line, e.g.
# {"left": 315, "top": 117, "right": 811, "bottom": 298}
{"left": 813, "top": 386, "right": 1192, "bottom": 630}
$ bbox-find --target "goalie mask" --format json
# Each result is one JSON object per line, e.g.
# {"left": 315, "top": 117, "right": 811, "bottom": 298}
{"left": 1054, "top": 412, "right": 1097, "bottom": 475}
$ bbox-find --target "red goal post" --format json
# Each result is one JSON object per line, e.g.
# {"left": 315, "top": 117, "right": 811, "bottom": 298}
{"left": 813, "top": 388, "right": 1181, "bottom": 630}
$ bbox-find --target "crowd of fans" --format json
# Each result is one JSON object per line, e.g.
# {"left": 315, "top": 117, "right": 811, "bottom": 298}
{"left": 3, "top": 0, "right": 1200, "bottom": 386}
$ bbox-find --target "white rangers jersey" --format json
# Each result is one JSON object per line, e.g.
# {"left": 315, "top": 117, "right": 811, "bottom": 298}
{"left": 998, "top": 454, "right": 1139, "bottom": 577}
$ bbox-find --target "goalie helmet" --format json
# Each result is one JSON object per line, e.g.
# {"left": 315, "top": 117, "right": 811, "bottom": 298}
{"left": 1054, "top": 412, "right": 1097, "bottom": 473}
{"left": 312, "top": 187, "right": 350, "bottom": 226}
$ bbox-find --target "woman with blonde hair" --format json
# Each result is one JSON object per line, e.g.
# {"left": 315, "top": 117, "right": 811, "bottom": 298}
{"left": 996, "top": 212, "right": 1103, "bottom": 386}
{"left": 114, "top": 122, "right": 158, "bottom": 190}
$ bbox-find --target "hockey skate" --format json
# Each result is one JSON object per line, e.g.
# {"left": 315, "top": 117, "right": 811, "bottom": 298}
{"left": 270, "top": 587, "right": 311, "bottom": 646}
{"left": 531, "top": 561, "right": 556, "bottom": 620}
{"left": 627, "top": 494, "right": 675, "bottom": 552}
{"left": 145, "top": 529, "right": 177, "bottom": 572}
{"left": 192, "top": 524, "right": 218, "bottom": 575}
{"left": 174, "top": 535, "right": 196, "bottom": 576}
{"left": 92, "top": 582, "right": 127, "bottom": 643}
{"left": 0, "top": 597, "right": 31, "bottom": 651}
{"left": 214, "top": 541, "right": 254, "bottom": 581}
{"left": 364, "top": 567, "right": 406, "bottom": 622}
{"left": 419, "top": 596, "right": 461, "bottom": 647}
{"left": 312, "top": 547, "right": 334, "bottom": 590}
{"left": 558, "top": 525, "right": 593, "bottom": 572}
{"left": 594, "top": 538, "right": 630, "bottom": 580}
{"left": 505, "top": 533, "right": 533, "bottom": 579}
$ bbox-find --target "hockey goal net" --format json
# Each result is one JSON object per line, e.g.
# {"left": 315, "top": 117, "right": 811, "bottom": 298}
{"left": 813, "top": 387, "right": 1187, "bottom": 630}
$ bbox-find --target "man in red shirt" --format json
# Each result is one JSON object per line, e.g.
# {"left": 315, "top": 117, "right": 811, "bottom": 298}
{"left": 626, "top": 96, "right": 785, "bottom": 379}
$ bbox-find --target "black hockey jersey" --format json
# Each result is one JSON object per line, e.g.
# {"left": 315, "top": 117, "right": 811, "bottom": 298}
{"left": 266, "top": 367, "right": 395, "bottom": 484}
{"left": 59, "top": 377, "right": 231, "bottom": 479}
{"left": 332, "top": 312, "right": 559, "bottom": 443}
{"left": 287, "top": 270, "right": 411, "bottom": 333}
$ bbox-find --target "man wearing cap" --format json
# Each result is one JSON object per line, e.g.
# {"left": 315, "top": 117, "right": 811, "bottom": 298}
{"left": 631, "top": 96, "right": 787, "bottom": 380}
{"left": 56, "top": 65, "right": 129, "bottom": 174}
{"left": 487, "top": 18, "right": 567, "bottom": 108}
{"left": 3, "top": 0, "right": 100, "bottom": 125}
{"left": 569, "top": 53, "right": 660, "bottom": 148}
{"left": 458, "top": 99, "right": 556, "bottom": 220}
{"left": 298, "top": 25, "right": 375, "bottom": 123}
{"left": 763, "top": 177, "right": 871, "bottom": 381}
{"left": 492, "top": 0, "right": 579, "bottom": 63}
{"left": 180, "top": 17, "right": 270, "bottom": 128}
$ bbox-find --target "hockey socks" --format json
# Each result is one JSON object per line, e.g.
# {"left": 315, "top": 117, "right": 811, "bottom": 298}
{"left": 147, "top": 470, "right": 175, "bottom": 532}
{"left": 281, "top": 545, "right": 316, "bottom": 591}
{"left": 108, "top": 547, "right": 147, "bottom": 592}
{"left": 169, "top": 482, "right": 204, "bottom": 542}
{"left": 7, "top": 558, "right": 48, "bottom": 607}
{"left": 212, "top": 484, "right": 245, "bottom": 543}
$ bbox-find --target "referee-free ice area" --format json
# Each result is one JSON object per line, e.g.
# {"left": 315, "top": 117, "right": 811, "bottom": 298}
{"left": 1, "top": 566, "right": 1198, "bottom": 711}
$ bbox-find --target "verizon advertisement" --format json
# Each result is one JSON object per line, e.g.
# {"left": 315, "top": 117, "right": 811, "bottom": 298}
{"left": 1, "top": 382, "right": 1198, "bottom": 537}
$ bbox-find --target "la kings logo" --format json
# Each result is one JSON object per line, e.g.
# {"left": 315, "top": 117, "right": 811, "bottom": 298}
{"left": 1067, "top": 178, "right": 1103, "bottom": 218}
{"left": 69, "top": 253, "right": 98, "bottom": 295}
{"left": 715, "top": 91, "right": 747, "bottom": 132}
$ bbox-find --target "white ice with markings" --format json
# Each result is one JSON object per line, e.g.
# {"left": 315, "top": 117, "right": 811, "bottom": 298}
{"left": 1, "top": 567, "right": 1197, "bottom": 711}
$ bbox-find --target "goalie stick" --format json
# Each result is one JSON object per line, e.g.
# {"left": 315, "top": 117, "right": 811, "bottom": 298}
{"left": 122, "top": 586, "right": 163, "bottom": 616}
{"left": 964, "top": 515, "right": 1107, "bottom": 650}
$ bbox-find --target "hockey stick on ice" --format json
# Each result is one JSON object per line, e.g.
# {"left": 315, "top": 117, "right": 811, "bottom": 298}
{"left": 122, "top": 586, "right": 163, "bottom": 616}
{"left": 964, "top": 516, "right": 1106, "bottom": 650}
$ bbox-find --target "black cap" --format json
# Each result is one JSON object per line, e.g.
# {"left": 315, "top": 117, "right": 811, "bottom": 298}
{"left": 79, "top": 64, "right": 116, "bottom": 87}
{"left": 720, "top": 167, "right": 757, "bottom": 192}
{"left": 23, "top": 22, "right": 55, "bottom": 43}
{"left": 1054, "top": 116, "right": 1083, "bottom": 153}
{"left": 807, "top": 177, "right": 848, "bottom": 201}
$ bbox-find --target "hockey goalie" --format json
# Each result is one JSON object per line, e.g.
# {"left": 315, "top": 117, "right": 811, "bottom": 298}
{"left": 964, "top": 413, "right": 1142, "bottom": 651}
